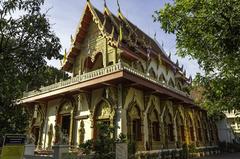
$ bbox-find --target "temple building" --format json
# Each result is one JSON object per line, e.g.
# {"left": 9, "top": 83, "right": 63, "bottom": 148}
{"left": 19, "top": 1, "right": 218, "bottom": 153}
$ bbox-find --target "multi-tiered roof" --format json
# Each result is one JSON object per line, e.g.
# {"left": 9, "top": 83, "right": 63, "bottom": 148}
{"left": 62, "top": 1, "right": 189, "bottom": 82}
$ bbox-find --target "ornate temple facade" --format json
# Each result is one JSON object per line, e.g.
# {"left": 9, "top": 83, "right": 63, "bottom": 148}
{"left": 20, "top": 1, "right": 218, "bottom": 153}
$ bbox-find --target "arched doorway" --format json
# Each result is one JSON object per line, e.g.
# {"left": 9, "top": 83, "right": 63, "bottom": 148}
{"left": 55, "top": 99, "right": 76, "bottom": 145}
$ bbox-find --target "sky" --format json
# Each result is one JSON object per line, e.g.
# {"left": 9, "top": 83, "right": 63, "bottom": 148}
{"left": 42, "top": 0, "right": 202, "bottom": 77}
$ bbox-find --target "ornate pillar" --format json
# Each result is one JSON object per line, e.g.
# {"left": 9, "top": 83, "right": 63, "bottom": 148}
{"left": 69, "top": 109, "right": 74, "bottom": 146}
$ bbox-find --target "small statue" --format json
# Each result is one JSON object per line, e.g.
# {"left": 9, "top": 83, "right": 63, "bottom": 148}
{"left": 78, "top": 120, "right": 85, "bottom": 144}
{"left": 47, "top": 124, "right": 53, "bottom": 149}
{"left": 54, "top": 124, "right": 61, "bottom": 144}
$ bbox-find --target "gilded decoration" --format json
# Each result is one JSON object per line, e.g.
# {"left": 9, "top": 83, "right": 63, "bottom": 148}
{"left": 59, "top": 101, "right": 72, "bottom": 114}
{"left": 128, "top": 105, "right": 141, "bottom": 119}
{"left": 47, "top": 124, "right": 53, "bottom": 150}
{"left": 96, "top": 100, "right": 111, "bottom": 120}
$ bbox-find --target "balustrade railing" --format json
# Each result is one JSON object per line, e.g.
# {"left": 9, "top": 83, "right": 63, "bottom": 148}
{"left": 22, "top": 62, "right": 190, "bottom": 99}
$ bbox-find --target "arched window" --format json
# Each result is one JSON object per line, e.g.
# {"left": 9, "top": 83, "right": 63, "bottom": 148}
{"left": 150, "top": 109, "right": 160, "bottom": 141}
{"left": 128, "top": 104, "right": 142, "bottom": 141}
{"left": 94, "top": 100, "right": 111, "bottom": 139}
{"left": 83, "top": 52, "right": 103, "bottom": 72}
{"left": 176, "top": 113, "right": 185, "bottom": 142}
{"left": 165, "top": 112, "right": 174, "bottom": 142}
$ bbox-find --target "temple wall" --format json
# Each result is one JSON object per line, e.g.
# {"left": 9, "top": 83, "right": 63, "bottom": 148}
{"left": 43, "top": 99, "right": 59, "bottom": 149}
{"left": 31, "top": 85, "right": 218, "bottom": 152}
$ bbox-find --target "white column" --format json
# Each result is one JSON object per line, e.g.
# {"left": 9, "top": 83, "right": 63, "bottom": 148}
{"left": 116, "top": 84, "right": 123, "bottom": 137}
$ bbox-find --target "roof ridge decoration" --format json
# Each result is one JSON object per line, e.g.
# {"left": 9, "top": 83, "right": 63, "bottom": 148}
{"left": 103, "top": 0, "right": 121, "bottom": 44}
{"left": 61, "top": 0, "right": 119, "bottom": 70}
{"left": 116, "top": 0, "right": 138, "bottom": 46}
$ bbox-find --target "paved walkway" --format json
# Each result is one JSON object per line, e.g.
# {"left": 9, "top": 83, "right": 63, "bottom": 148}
{"left": 193, "top": 152, "right": 240, "bottom": 159}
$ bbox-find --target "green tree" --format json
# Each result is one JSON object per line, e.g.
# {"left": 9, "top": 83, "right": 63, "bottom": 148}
{"left": 0, "top": 0, "right": 63, "bottom": 146}
{"left": 154, "top": 0, "right": 240, "bottom": 113}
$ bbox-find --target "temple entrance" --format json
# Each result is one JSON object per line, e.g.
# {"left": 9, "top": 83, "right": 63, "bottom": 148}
{"left": 55, "top": 100, "right": 74, "bottom": 145}
{"left": 61, "top": 114, "right": 71, "bottom": 138}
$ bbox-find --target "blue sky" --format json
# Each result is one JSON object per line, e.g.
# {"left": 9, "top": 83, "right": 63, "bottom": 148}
{"left": 42, "top": 0, "right": 202, "bottom": 77}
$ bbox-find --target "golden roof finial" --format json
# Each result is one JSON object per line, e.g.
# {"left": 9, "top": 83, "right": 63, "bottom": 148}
{"left": 117, "top": 0, "right": 121, "bottom": 13}
{"left": 70, "top": 35, "right": 74, "bottom": 43}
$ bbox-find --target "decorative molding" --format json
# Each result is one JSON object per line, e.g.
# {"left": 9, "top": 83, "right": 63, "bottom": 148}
{"left": 75, "top": 115, "right": 89, "bottom": 120}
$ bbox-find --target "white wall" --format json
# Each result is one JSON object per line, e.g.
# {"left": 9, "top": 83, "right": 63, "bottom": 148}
{"left": 216, "top": 119, "right": 236, "bottom": 143}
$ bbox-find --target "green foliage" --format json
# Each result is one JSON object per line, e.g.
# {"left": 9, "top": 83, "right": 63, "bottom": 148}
{"left": 180, "top": 143, "right": 189, "bottom": 159}
{"left": 79, "top": 139, "right": 93, "bottom": 155}
{"left": 188, "top": 143, "right": 196, "bottom": 153}
{"left": 0, "top": 0, "right": 63, "bottom": 146}
{"left": 154, "top": 0, "right": 240, "bottom": 113}
{"left": 79, "top": 123, "right": 126, "bottom": 159}
{"left": 128, "top": 141, "right": 136, "bottom": 157}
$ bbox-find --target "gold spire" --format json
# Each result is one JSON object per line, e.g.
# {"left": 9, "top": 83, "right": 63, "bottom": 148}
{"left": 104, "top": 0, "right": 107, "bottom": 7}
{"left": 119, "top": 25, "right": 123, "bottom": 41}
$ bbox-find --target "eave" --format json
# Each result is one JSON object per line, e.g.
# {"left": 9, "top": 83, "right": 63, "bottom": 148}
{"left": 20, "top": 63, "right": 197, "bottom": 109}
